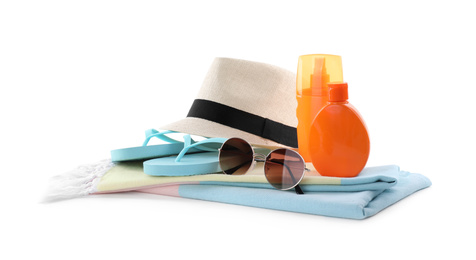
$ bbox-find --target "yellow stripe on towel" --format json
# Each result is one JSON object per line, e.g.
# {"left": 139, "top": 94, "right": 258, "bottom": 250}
{"left": 96, "top": 161, "right": 341, "bottom": 192}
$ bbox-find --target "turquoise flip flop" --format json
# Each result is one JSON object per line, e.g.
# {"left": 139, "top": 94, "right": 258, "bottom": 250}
{"left": 143, "top": 137, "right": 227, "bottom": 176}
{"left": 110, "top": 129, "right": 205, "bottom": 162}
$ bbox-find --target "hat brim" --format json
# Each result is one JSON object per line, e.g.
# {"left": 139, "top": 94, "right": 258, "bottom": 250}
{"left": 160, "top": 117, "right": 294, "bottom": 150}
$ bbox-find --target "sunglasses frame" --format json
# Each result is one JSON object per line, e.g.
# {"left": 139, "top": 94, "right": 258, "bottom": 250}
{"left": 218, "top": 137, "right": 307, "bottom": 194}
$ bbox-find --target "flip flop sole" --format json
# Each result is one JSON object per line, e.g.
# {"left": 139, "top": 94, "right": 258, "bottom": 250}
{"left": 143, "top": 152, "right": 221, "bottom": 176}
{"left": 111, "top": 143, "right": 188, "bottom": 162}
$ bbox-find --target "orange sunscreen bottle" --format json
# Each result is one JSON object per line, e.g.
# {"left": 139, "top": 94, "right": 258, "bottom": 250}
{"left": 309, "top": 82, "right": 370, "bottom": 177}
{"left": 296, "top": 54, "right": 343, "bottom": 162}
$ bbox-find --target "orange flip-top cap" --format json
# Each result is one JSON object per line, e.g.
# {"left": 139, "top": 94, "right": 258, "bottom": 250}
{"left": 328, "top": 82, "right": 348, "bottom": 102}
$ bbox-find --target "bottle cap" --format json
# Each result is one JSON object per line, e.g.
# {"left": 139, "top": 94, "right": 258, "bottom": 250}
{"left": 328, "top": 82, "right": 349, "bottom": 102}
{"left": 296, "top": 54, "right": 343, "bottom": 96}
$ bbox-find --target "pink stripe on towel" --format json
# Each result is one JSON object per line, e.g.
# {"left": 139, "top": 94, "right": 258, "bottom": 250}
{"left": 136, "top": 182, "right": 200, "bottom": 197}
{"left": 138, "top": 185, "right": 180, "bottom": 197}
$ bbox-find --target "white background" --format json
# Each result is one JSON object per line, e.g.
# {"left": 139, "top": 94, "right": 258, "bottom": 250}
{"left": 1, "top": 0, "right": 475, "bottom": 259}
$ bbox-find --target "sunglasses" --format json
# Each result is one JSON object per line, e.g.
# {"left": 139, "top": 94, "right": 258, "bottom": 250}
{"left": 218, "top": 138, "right": 308, "bottom": 194}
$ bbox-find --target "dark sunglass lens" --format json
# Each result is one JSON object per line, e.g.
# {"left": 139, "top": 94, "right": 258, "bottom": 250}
{"left": 219, "top": 138, "right": 253, "bottom": 175}
{"left": 264, "top": 149, "right": 305, "bottom": 190}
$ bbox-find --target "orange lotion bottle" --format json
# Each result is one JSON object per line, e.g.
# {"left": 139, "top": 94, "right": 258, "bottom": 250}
{"left": 309, "top": 82, "right": 370, "bottom": 177}
{"left": 296, "top": 54, "right": 343, "bottom": 162}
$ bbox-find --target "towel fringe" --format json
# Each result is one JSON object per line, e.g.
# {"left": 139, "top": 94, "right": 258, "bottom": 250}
{"left": 43, "top": 159, "right": 115, "bottom": 202}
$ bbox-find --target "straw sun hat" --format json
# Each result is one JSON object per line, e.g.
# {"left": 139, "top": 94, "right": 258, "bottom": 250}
{"left": 161, "top": 57, "right": 298, "bottom": 149}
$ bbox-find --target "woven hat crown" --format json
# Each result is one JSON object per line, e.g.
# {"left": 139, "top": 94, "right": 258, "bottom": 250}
{"left": 196, "top": 57, "right": 298, "bottom": 126}
{"left": 161, "top": 57, "right": 298, "bottom": 148}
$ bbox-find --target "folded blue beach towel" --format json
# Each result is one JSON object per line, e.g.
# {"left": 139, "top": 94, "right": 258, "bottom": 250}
{"left": 173, "top": 166, "right": 431, "bottom": 219}
{"left": 46, "top": 161, "right": 431, "bottom": 219}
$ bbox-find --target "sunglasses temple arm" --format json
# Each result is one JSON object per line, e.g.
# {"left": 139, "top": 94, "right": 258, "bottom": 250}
{"left": 281, "top": 163, "right": 305, "bottom": 195}
{"left": 294, "top": 185, "right": 304, "bottom": 195}
{"left": 223, "top": 161, "right": 252, "bottom": 174}
{"left": 293, "top": 169, "right": 311, "bottom": 194}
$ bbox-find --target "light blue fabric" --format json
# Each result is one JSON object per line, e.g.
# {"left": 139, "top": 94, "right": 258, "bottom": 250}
{"left": 177, "top": 165, "right": 431, "bottom": 219}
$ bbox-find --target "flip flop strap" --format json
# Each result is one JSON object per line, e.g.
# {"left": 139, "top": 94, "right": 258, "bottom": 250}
{"left": 142, "top": 129, "right": 184, "bottom": 146}
{"left": 175, "top": 137, "right": 227, "bottom": 162}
